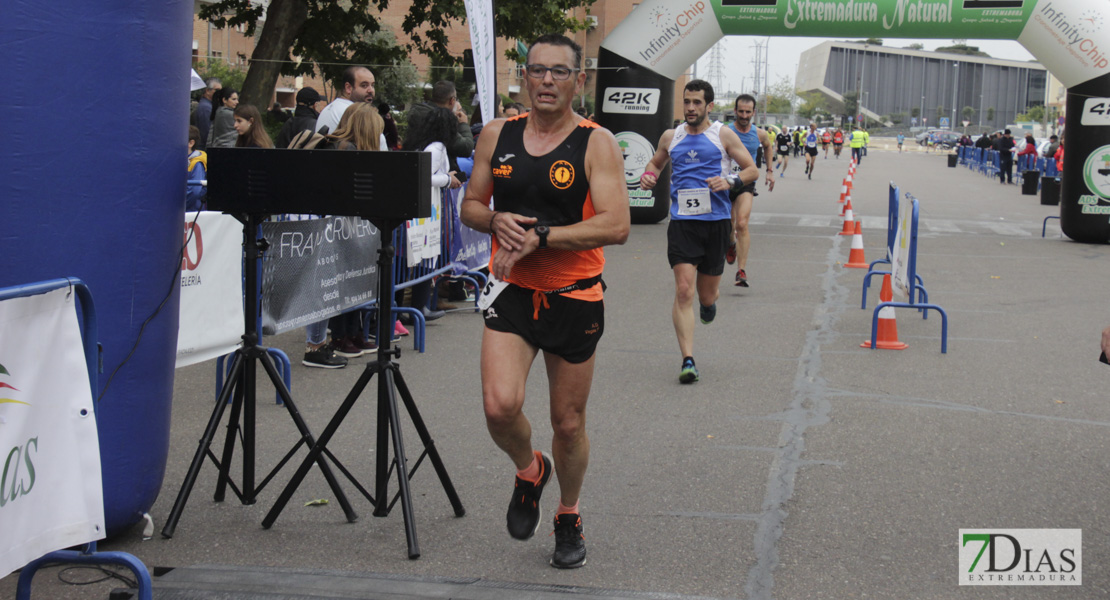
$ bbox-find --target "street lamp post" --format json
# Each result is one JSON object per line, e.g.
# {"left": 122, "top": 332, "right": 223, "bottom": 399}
{"left": 920, "top": 94, "right": 925, "bottom": 129}
{"left": 951, "top": 63, "right": 959, "bottom": 131}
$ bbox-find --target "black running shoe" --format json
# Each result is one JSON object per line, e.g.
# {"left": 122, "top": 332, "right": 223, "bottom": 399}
{"left": 699, "top": 302, "right": 716, "bottom": 324}
{"left": 506, "top": 451, "right": 553, "bottom": 540}
{"left": 550, "top": 513, "right": 587, "bottom": 569}
{"left": 679, "top": 357, "right": 699, "bottom": 384}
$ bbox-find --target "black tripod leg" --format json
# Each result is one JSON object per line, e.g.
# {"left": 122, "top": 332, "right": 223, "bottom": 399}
{"left": 392, "top": 367, "right": 465, "bottom": 517}
{"left": 162, "top": 352, "right": 245, "bottom": 538}
{"left": 261, "top": 363, "right": 377, "bottom": 529}
{"left": 257, "top": 352, "right": 358, "bottom": 523}
{"left": 381, "top": 367, "right": 420, "bottom": 559}
{"left": 214, "top": 362, "right": 247, "bottom": 503}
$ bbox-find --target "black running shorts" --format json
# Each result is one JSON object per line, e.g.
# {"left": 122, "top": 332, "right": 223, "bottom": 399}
{"left": 805, "top": 146, "right": 818, "bottom": 157}
{"left": 482, "top": 283, "right": 604, "bottom": 364}
{"left": 667, "top": 218, "right": 730, "bottom": 276}
{"left": 728, "top": 181, "right": 758, "bottom": 202}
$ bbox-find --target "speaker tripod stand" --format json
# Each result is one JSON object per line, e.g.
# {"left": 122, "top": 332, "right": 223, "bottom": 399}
{"left": 262, "top": 218, "right": 465, "bottom": 558}
{"left": 162, "top": 213, "right": 357, "bottom": 538}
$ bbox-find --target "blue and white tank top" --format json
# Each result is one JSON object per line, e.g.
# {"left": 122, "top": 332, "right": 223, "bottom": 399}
{"left": 668, "top": 121, "right": 731, "bottom": 222}
{"left": 729, "top": 123, "right": 761, "bottom": 172}
{"left": 805, "top": 131, "right": 818, "bottom": 148}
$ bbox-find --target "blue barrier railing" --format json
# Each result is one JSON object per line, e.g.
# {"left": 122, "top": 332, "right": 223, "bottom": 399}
{"left": 858, "top": 196, "right": 949, "bottom": 353}
{"left": 2, "top": 278, "right": 153, "bottom": 600}
{"left": 863, "top": 183, "right": 925, "bottom": 310}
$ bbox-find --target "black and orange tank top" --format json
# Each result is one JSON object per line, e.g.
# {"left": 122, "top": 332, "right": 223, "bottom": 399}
{"left": 490, "top": 116, "right": 604, "bottom": 300}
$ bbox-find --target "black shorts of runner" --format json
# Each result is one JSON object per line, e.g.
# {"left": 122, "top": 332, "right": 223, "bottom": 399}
{"left": 833, "top": 143, "right": 843, "bottom": 149}
{"left": 482, "top": 283, "right": 604, "bottom": 364}
{"left": 777, "top": 150, "right": 789, "bottom": 157}
{"left": 805, "top": 146, "right": 818, "bottom": 157}
{"left": 667, "top": 218, "right": 730, "bottom": 276}
{"left": 728, "top": 181, "right": 758, "bottom": 202}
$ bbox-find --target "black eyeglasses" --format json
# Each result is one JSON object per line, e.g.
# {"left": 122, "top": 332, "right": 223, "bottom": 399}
{"left": 524, "top": 64, "right": 579, "bottom": 81}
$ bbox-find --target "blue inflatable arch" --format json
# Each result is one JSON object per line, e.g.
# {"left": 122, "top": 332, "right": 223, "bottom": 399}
{"left": 1, "top": 0, "right": 193, "bottom": 533}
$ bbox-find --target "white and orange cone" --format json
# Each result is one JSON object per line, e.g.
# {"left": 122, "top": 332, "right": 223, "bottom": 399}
{"left": 862, "top": 274, "right": 907, "bottom": 349}
{"left": 838, "top": 178, "right": 849, "bottom": 204}
{"left": 844, "top": 221, "right": 868, "bottom": 268}
{"left": 845, "top": 172, "right": 853, "bottom": 195}
{"left": 839, "top": 201, "right": 855, "bottom": 235}
{"left": 840, "top": 196, "right": 852, "bottom": 217}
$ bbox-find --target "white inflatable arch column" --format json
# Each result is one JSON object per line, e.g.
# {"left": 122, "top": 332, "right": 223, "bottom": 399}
{"left": 596, "top": 0, "right": 1110, "bottom": 243}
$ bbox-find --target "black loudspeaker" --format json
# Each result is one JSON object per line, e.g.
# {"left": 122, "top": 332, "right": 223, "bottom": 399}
{"left": 206, "top": 148, "right": 431, "bottom": 221}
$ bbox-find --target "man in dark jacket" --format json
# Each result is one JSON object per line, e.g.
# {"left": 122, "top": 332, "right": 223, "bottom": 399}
{"left": 275, "top": 87, "right": 322, "bottom": 149}
{"left": 993, "top": 129, "right": 1016, "bottom": 184}
{"left": 191, "top": 78, "right": 221, "bottom": 151}
{"left": 405, "top": 81, "right": 475, "bottom": 159}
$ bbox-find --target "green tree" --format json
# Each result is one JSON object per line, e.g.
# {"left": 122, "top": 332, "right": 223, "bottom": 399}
{"left": 905, "top": 43, "right": 924, "bottom": 50}
{"left": 1017, "top": 105, "right": 1045, "bottom": 122}
{"left": 763, "top": 77, "right": 795, "bottom": 115}
{"left": 797, "top": 91, "right": 832, "bottom": 120}
{"left": 193, "top": 59, "right": 248, "bottom": 99}
{"left": 841, "top": 91, "right": 859, "bottom": 121}
{"left": 889, "top": 112, "right": 904, "bottom": 125}
{"left": 987, "top": 107, "right": 996, "bottom": 123}
{"left": 936, "top": 105, "right": 945, "bottom": 123}
{"left": 199, "top": 0, "right": 593, "bottom": 107}
{"left": 961, "top": 106, "right": 976, "bottom": 122}
{"left": 911, "top": 107, "right": 921, "bottom": 119}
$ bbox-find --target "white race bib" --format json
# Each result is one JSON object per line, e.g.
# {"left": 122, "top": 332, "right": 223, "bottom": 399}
{"left": 477, "top": 272, "right": 510, "bottom": 311}
{"left": 676, "top": 187, "right": 711, "bottom": 216}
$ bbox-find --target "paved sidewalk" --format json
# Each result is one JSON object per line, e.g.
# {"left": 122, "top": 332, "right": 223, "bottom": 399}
{"left": 6, "top": 148, "right": 1108, "bottom": 599}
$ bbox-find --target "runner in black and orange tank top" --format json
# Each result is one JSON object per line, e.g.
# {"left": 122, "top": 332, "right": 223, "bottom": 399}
{"left": 489, "top": 115, "right": 604, "bottom": 301}
{"left": 459, "top": 34, "right": 629, "bottom": 570}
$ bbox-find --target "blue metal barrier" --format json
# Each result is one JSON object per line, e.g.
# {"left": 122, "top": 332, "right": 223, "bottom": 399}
{"left": 863, "top": 183, "right": 926, "bottom": 311}
{"left": 2, "top": 278, "right": 152, "bottom": 600}
{"left": 862, "top": 196, "right": 949, "bottom": 353}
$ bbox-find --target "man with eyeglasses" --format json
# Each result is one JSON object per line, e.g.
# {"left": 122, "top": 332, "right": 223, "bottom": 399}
{"left": 640, "top": 79, "right": 758, "bottom": 384}
{"left": 460, "top": 34, "right": 629, "bottom": 569}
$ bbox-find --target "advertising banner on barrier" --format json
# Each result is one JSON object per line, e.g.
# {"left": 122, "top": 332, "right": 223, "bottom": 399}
{"left": 260, "top": 217, "right": 381, "bottom": 335}
{"left": 891, "top": 195, "right": 914, "bottom": 300}
{"left": 448, "top": 186, "right": 492, "bottom": 274}
{"left": 406, "top": 194, "right": 443, "bottom": 268}
{"left": 176, "top": 212, "right": 245, "bottom": 368}
{"left": 0, "top": 288, "right": 104, "bottom": 578}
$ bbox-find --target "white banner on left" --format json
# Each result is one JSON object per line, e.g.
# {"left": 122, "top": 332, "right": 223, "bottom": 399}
{"left": 0, "top": 287, "right": 104, "bottom": 578}
{"left": 176, "top": 212, "right": 245, "bottom": 368}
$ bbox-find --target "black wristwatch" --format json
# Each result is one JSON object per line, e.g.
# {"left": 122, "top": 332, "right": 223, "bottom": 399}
{"left": 535, "top": 225, "right": 550, "bottom": 249}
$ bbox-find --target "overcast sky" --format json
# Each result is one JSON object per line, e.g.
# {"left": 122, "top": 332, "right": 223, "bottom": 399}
{"left": 693, "top": 37, "right": 1037, "bottom": 97}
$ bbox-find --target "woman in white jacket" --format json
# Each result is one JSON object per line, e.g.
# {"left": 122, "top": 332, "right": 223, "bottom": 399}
{"left": 400, "top": 106, "right": 462, "bottom": 321}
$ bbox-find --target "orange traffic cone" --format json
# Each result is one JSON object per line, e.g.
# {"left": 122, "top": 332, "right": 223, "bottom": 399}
{"left": 861, "top": 274, "right": 908, "bottom": 349}
{"left": 839, "top": 201, "right": 855, "bottom": 235}
{"left": 838, "top": 178, "right": 848, "bottom": 204}
{"left": 844, "top": 221, "right": 868, "bottom": 268}
{"left": 845, "top": 173, "right": 853, "bottom": 194}
{"left": 840, "top": 196, "right": 852, "bottom": 217}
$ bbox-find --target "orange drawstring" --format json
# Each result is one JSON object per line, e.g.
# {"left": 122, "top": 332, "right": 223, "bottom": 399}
{"left": 531, "top": 289, "right": 550, "bottom": 320}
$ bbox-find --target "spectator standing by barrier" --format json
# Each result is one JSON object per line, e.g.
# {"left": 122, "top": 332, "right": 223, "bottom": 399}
{"left": 207, "top": 87, "right": 239, "bottom": 149}
{"left": 460, "top": 34, "right": 629, "bottom": 569}
{"left": 725, "top": 94, "right": 775, "bottom": 288}
{"left": 275, "top": 87, "right": 321, "bottom": 149}
{"left": 324, "top": 103, "right": 385, "bottom": 359}
{"left": 406, "top": 81, "right": 475, "bottom": 161}
{"left": 232, "top": 105, "right": 273, "bottom": 148}
{"left": 316, "top": 66, "right": 380, "bottom": 146}
{"left": 192, "top": 78, "right": 220, "bottom": 151}
{"left": 994, "top": 129, "right": 1016, "bottom": 184}
{"left": 1044, "top": 134, "right": 1060, "bottom": 161}
{"left": 640, "top": 79, "right": 758, "bottom": 384}
{"left": 850, "top": 127, "right": 865, "bottom": 164}
{"left": 186, "top": 126, "right": 207, "bottom": 211}
{"left": 1017, "top": 133, "right": 1037, "bottom": 166}
{"left": 1054, "top": 135, "right": 1065, "bottom": 172}
{"left": 398, "top": 104, "right": 464, "bottom": 323}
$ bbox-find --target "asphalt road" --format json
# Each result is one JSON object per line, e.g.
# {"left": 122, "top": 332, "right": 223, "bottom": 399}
{"left": 6, "top": 143, "right": 1109, "bottom": 599}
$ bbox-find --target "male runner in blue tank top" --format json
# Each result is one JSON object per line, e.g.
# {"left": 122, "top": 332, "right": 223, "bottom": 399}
{"left": 640, "top": 80, "right": 758, "bottom": 384}
{"left": 725, "top": 94, "right": 775, "bottom": 288}
{"left": 803, "top": 122, "right": 819, "bottom": 180}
